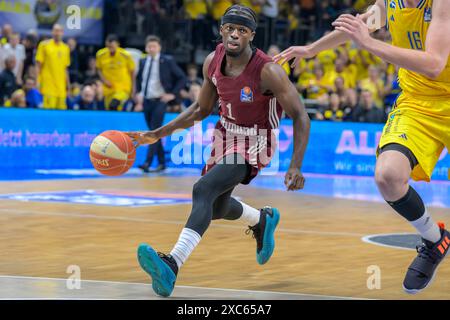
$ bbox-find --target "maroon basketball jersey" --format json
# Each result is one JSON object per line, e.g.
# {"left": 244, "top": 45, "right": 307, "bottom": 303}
{"left": 203, "top": 44, "right": 283, "bottom": 184}
{"left": 208, "top": 43, "right": 283, "bottom": 129}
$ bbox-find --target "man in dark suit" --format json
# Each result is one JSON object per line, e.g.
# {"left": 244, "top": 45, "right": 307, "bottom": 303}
{"left": 135, "top": 35, "right": 186, "bottom": 172}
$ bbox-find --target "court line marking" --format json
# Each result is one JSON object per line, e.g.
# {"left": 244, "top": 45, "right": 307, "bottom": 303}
{"left": 0, "top": 275, "right": 369, "bottom": 300}
{"left": 0, "top": 207, "right": 366, "bottom": 237}
{"left": 361, "top": 233, "right": 416, "bottom": 251}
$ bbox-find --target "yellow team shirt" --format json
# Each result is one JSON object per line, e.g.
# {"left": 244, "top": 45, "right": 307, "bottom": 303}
{"left": 306, "top": 76, "right": 335, "bottom": 99}
{"left": 386, "top": 0, "right": 450, "bottom": 99}
{"left": 96, "top": 47, "right": 135, "bottom": 96}
{"left": 295, "top": 59, "right": 314, "bottom": 87}
{"left": 324, "top": 67, "right": 357, "bottom": 89}
{"left": 210, "top": 0, "right": 233, "bottom": 20}
{"left": 349, "top": 49, "right": 382, "bottom": 80}
{"left": 239, "top": 0, "right": 261, "bottom": 14}
{"left": 360, "top": 78, "right": 385, "bottom": 108}
{"left": 184, "top": 0, "right": 208, "bottom": 19}
{"left": 316, "top": 49, "right": 337, "bottom": 74}
{"left": 35, "top": 39, "right": 70, "bottom": 98}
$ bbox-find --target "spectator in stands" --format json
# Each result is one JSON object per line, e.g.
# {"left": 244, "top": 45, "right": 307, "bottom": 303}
{"left": 70, "top": 85, "right": 102, "bottom": 110}
{"left": 96, "top": 34, "right": 135, "bottom": 111}
{"left": 92, "top": 79, "right": 106, "bottom": 110}
{"left": 0, "top": 55, "right": 18, "bottom": 106}
{"left": 261, "top": 0, "right": 279, "bottom": 50}
{"left": 180, "top": 63, "right": 203, "bottom": 102}
{"left": 5, "top": 89, "right": 27, "bottom": 108}
{"left": 267, "top": 44, "right": 291, "bottom": 75}
{"left": 0, "top": 43, "right": 5, "bottom": 72}
{"left": 3, "top": 33, "right": 25, "bottom": 85}
{"left": 4, "top": 89, "right": 26, "bottom": 108}
{"left": 1, "top": 24, "right": 13, "bottom": 45}
{"left": 359, "top": 65, "right": 385, "bottom": 109}
{"left": 83, "top": 56, "right": 99, "bottom": 84}
{"left": 35, "top": 24, "right": 71, "bottom": 110}
{"left": 316, "top": 93, "right": 345, "bottom": 122}
{"left": 181, "top": 81, "right": 202, "bottom": 110}
{"left": 352, "top": 90, "right": 386, "bottom": 123}
{"left": 135, "top": 35, "right": 186, "bottom": 173}
{"left": 23, "top": 33, "right": 38, "bottom": 79}
{"left": 184, "top": 0, "right": 209, "bottom": 50}
{"left": 67, "top": 37, "right": 80, "bottom": 84}
{"left": 334, "top": 76, "right": 357, "bottom": 111}
{"left": 23, "top": 77, "right": 43, "bottom": 108}
{"left": 304, "top": 64, "right": 334, "bottom": 102}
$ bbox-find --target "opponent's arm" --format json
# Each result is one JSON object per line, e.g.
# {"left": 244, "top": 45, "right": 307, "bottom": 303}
{"left": 274, "top": 0, "right": 386, "bottom": 66}
{"left": 261, "top": 63, "right": 311, "bottom": 191}
{"left": 334, "top": 0, "right": 450, "bottom": 79}
{"left": 127, "top": 52, "right": 218, "bottom": 145}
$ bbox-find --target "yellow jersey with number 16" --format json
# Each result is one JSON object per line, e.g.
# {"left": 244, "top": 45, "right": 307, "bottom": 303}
{"left": 385, "top": 0, "right": 450, "bottom": 100}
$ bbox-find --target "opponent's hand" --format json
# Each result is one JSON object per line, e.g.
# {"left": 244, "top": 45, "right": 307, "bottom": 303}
{"left": 332, "top": 14, "right": 371, "bottom": 48}
{"left": 284, "top": 168, "right": 305, "bottom": 191}
{"left": 125, "top": 131, "right": 159, "bottom": 147}
{"left": 273, "top": 46, "right": 315, "bottom": 69}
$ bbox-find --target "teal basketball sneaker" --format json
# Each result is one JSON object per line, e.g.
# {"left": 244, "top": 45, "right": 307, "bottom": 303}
{"left": 246, "top": 207, "right": 280, "bottom": 265}
{"left": 137, "top": 244, "right": 178, "bottom": 297}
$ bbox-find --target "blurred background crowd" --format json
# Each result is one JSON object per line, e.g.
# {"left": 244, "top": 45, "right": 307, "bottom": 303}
{"left": 0, "top": 0, "right": 399, "bottom": 124}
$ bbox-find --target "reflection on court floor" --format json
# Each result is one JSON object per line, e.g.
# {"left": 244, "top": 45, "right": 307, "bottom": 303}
{"left": 0, "top": 276, "right": 357, "bottom": 300}
{"left": 0, "top": 169, "right": 449, "bottom": 300}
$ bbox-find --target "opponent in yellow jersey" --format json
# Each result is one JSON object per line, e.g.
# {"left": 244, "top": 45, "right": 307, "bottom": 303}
{"left": 35, "top": 24, "right": 70, "bottom": 110}
{"left": 386, "top": 0, "right": 450, "bottom": 100}
{"left": 276, "top": 0, "right": 450, "bottom": 294}
{"left": 377, "top": 0, "right": 450, "bottom": 181}
{"left": 96, "top": 35, "right": 135, "bottom": 111}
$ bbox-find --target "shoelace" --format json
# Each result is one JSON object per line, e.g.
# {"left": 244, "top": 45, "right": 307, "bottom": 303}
{"left": 157, "top": 252, "right": 172, "bottom": 261}
{"left": 246, "top": 224, "right": 262, "bottom": 250}
{"left": 416, "top": 243, "right": 440, "bottom": 264}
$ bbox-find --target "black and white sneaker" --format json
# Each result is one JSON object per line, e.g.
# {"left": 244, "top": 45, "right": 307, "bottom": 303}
{"left": 403, "top": 222, "right": 450, "bottom": 294}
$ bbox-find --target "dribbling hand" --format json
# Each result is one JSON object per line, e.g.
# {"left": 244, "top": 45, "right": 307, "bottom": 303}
{"left": 284, "top": 168, "right": 305, "bottom": 191}
{"left": 125, "top": 131, "right": 159, "bottom": 147}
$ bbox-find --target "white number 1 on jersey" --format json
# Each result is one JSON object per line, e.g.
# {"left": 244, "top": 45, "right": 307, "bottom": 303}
{"left": 226, "top": 103, "right": 236, "bottom": 120}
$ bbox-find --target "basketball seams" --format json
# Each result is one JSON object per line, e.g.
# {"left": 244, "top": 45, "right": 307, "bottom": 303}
{"left": 119, "top": 132, "right": 129, "bottom": 174}
{"left": 90, "top": 130, "right": 136, "bottom": 176}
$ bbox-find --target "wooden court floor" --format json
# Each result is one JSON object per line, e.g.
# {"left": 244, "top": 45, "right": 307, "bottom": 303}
{"left": 0, "top": 176, "right": 449, "bottom": 300}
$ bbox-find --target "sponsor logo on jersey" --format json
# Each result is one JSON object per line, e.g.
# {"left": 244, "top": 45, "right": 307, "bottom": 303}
{"left": 424, "top": 7, "right": 432, "bottom": 22}
{"left": 240, "top": 86, "right": 253, "bottom": 103}
{"left": 390, "top": 15, "right": 395, "bottom": 22}
{"left": 390, "top": 0, "right": 396, "bottom": 9}
{"left": 212, "top": 75, "right": 217, "bottom": 86}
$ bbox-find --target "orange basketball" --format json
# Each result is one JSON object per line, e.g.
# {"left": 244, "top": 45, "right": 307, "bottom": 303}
{"left": 89, "top": 130, "right": 136, "bottom": 176}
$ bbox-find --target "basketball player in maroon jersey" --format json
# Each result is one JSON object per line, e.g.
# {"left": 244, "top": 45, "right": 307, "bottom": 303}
{"left": 126, "top": 5, "right": 310, "bottom": 297}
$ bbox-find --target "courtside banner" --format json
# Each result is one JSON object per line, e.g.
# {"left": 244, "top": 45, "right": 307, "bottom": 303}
{"left": 0, "top": 0, "right": 103, "bottom": 44}
{"left": 0, "top": 108, "right": 449, "bottom": 180}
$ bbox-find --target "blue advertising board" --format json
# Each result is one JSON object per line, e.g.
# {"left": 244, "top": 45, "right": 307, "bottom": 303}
{"left": 0, "top": 108, "right": 449, "bottom": 180}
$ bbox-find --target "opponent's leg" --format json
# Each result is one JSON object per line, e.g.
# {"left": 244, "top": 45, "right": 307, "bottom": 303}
{"left": 376, "top": 144, "right": 449, "bottom": 294}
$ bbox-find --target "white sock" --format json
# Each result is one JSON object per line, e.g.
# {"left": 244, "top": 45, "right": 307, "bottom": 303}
{"left": 170, "top": 228, "right": 201, "bottom": 269}
{"left": 410, "top": 210, "right": 441, "bottom": 243}
{"left": 239, "top": 201, "right": 261, "bottom": 227}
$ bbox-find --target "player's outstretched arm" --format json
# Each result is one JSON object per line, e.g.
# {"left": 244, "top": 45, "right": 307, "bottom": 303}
{"left": 261, "top": 62, "right": 311, "bottom": 191}
{"left": 126, "top": 52, "right": 218, "bottom": 146}
{"left": 334, "top": 0, "right": 450, "bottom": 79}
{"left": 273, "top": 0, "right": 386, "bottom": 68}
